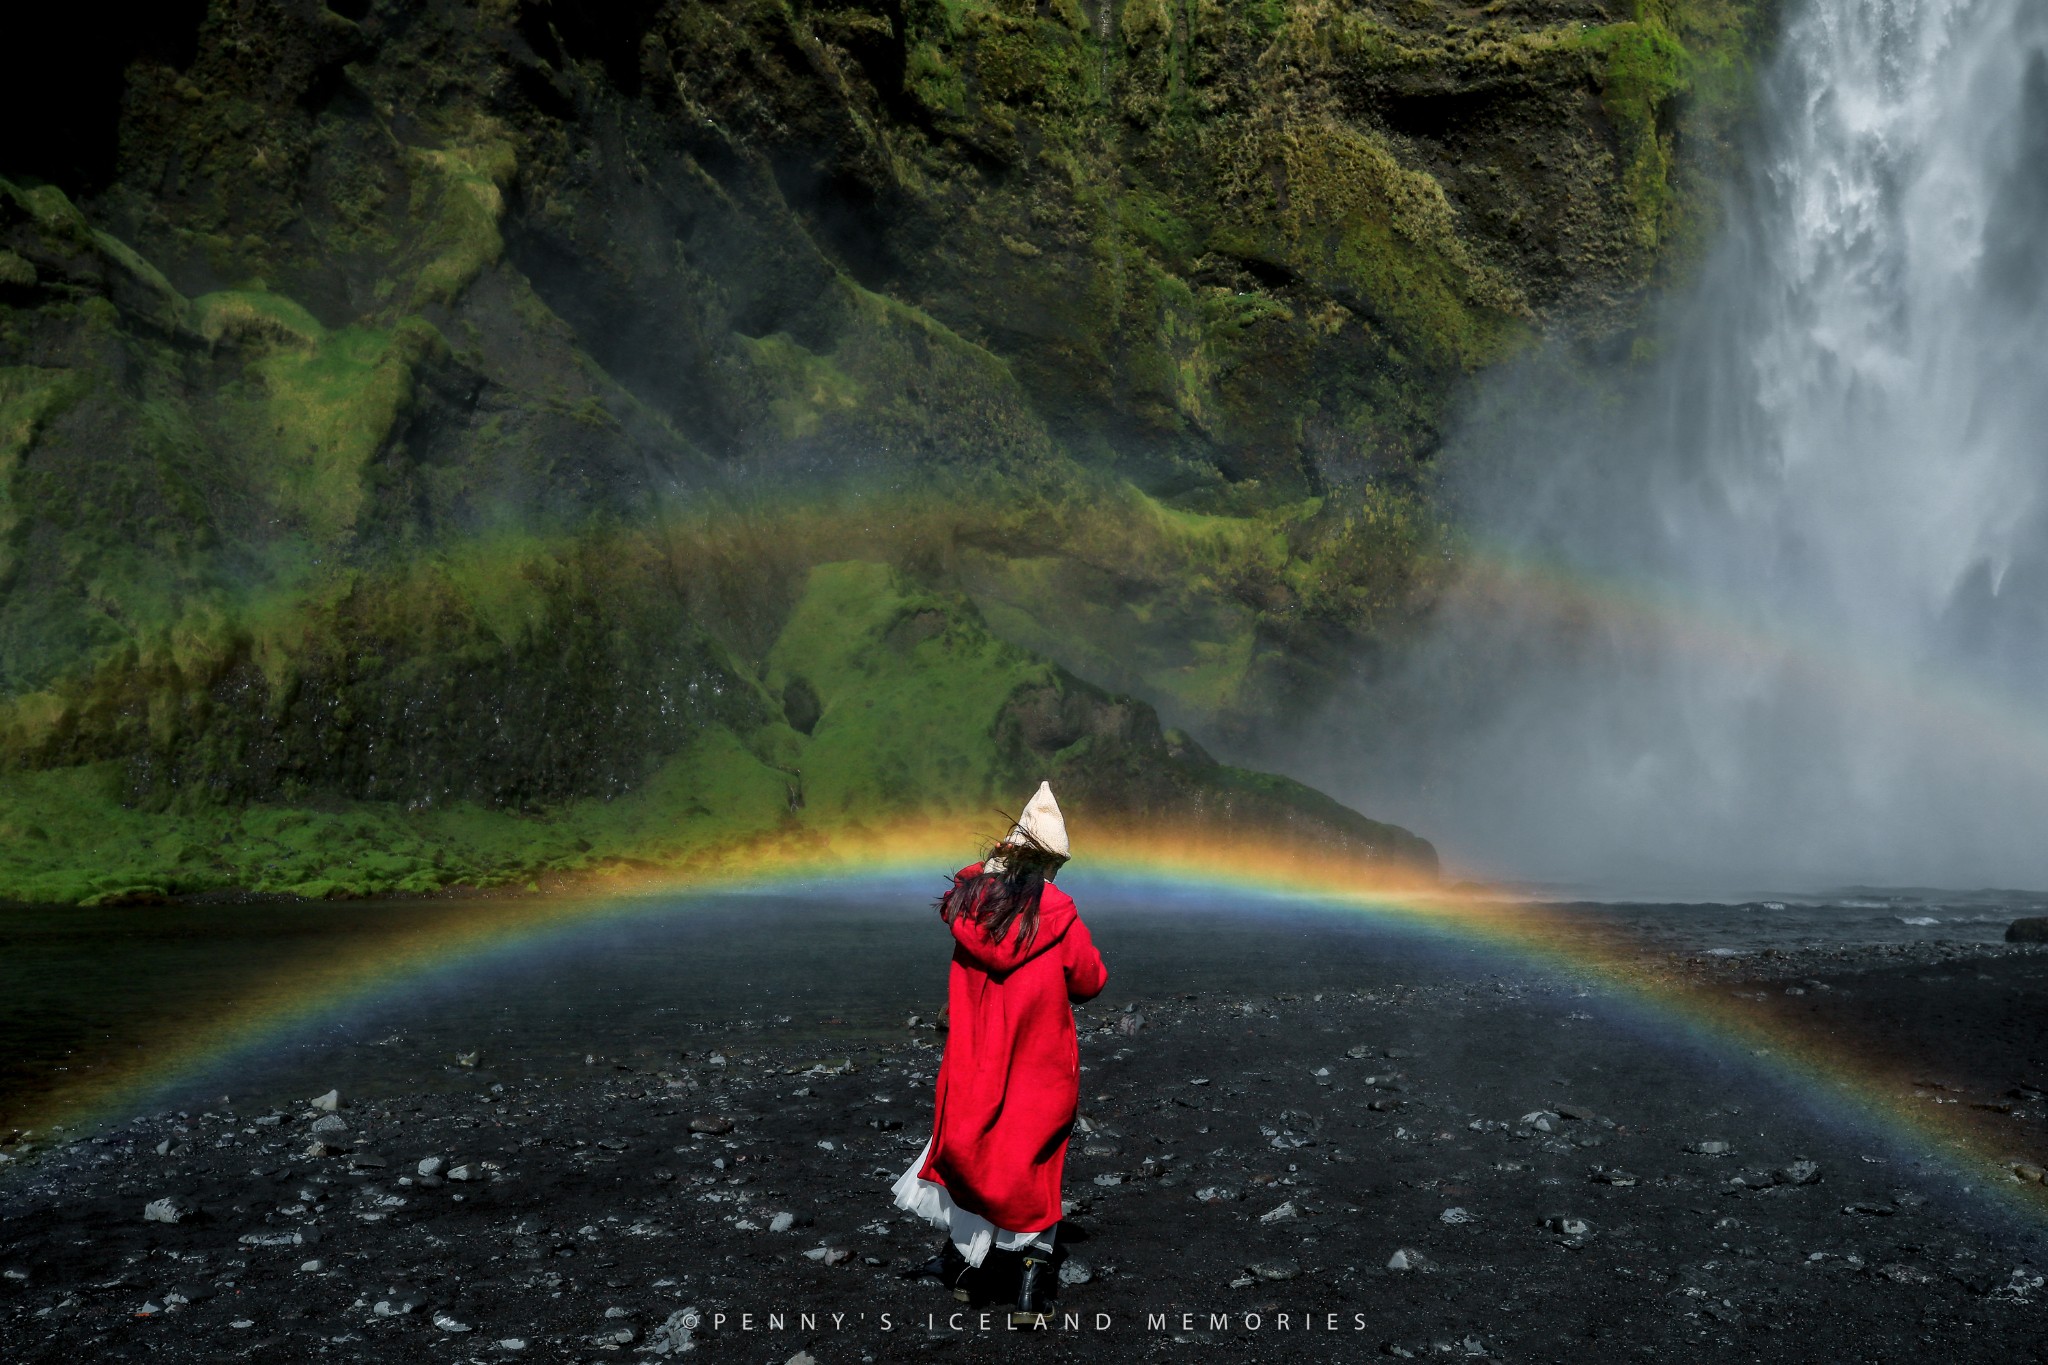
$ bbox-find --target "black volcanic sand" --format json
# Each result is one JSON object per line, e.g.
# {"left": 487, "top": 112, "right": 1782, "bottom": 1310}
{"left": 4, "top": 947, "right": 2048, "bottom": 1363}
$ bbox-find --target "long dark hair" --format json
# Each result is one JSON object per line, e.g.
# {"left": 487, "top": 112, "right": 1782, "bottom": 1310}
{"left": 936, "top": 822, "right": 1067, "bottom": 954}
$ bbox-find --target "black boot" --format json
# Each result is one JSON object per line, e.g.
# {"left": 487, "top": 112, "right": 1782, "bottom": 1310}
{"left": 1009, "top": 1245, "right": 1054, "bottom": 1326}
{"left": 899, "top": 1239, "right": 971, "bottom": 1301}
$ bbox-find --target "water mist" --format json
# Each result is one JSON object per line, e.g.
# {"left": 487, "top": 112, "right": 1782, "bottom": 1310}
{"left": 1302, "top": 0, "right": 2048, "bottom": 891}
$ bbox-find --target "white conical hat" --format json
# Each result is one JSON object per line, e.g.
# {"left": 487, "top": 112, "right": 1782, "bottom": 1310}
{"left": 1007, "top": 781, "right": 1070, "bottom": 858}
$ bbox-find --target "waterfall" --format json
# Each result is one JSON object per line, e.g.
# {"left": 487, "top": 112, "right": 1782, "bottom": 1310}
{"left": 1307, "top": 0, "right": 2048, "bottom": 889}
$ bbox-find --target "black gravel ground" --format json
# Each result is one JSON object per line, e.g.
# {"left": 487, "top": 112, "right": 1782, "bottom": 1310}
{"left": 4, "top": 945, "right": 2047, "bottom": 1364}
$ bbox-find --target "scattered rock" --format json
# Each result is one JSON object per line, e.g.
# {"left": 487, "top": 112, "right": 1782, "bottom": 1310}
{"left": 2005, "top": 918, "right": 2048, "bottom": 943}
{"left": 309, "top": 1090, "right": 342, "bottom": 1113}
{"left": 1249, "top": 1259, "right": 1301, "bottom": 1281}
{"left": 769, "top": 1212, "right": 796, "bottom": 1233}
{"left": 644, "top": 1308, "right": 699, "bottom": 1355}
{"left": 1439, "top": 1207, "right": 1478, "bottom": 1225}
{"left": 1780, "top": 1159, "right": 1823, "bottom": 1185}
{"left": 456, "top": 1051, "right": 482, "bottom": 1068}
{"left": 1058, "top": 1258, "right": 1094, "bottom": 1285}
{"left": 418, "top": 1156, "right": 446, "bottom": 1178}
{"left": 1386, "top": 1248, "right": 1426, "bottom": 1272}
{"left": 1688, "top": 1140, "right": 1733, "bottom": 1156}
{"left": 801, "top": 1245, "right": 853, "bottom": 1266}
{"left": 1545, "top": 1216, "right": 1592, "bottom": 1236}
{"left": 373, "top": 1288, "right": 427, "bottom": 1316}
{"left": 435, "top": 1312, "right": 473, "bottom": 1332}
{"left": 447, "top": 1164, "right": 479, "bottom": 1181}
{"left": 688, "top": 1116, "right": 734, "bottom": 1135}
{"left": 299, "top": 1259, "right": 325, "bottom": 1273}
{"left": 143, "top": 1197, "right": 195, "bottom": 1224}
{"left": 1258, "top": 1201, "right": 1300, "bottom": 1223}
{"left": 1116, "top": 1012, "right": 1146, "bottom": 1038}
{"left": 2010, "top": 1163, "right": 2046, "bottom": 1184}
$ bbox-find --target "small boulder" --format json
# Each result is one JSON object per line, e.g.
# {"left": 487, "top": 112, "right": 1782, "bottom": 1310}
{"left": 688, "top": 1116, "right": 734, "bottom": 1135}
{"left": 2006, "top": 918, "right": 2048, "bottom": 943}
{"left": 143, "top": 1197, "right": 195, "bottom": 1224}
{"left": 309, "top": 1090, "right": 342, "bottom": 1113}
{"left": 1386, "top": 1248, "right": 1426, "bottom": 1272}
{"left": 1249, "top": 1259, "right": 1301, "bottom": 1281}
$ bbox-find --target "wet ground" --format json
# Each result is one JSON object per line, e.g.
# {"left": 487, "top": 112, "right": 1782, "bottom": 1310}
{"left": 3, "top": 888, "right": 2047, "bottom": 1362}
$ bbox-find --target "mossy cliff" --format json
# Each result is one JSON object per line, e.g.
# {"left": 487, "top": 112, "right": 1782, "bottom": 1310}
{"left": 0, "top": 0, "right": 1771, "bottom": 902}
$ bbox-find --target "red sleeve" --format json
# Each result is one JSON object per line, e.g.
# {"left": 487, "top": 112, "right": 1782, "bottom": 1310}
{"left": 1063, "top": 913, "right": 1107, "bottom": 1003}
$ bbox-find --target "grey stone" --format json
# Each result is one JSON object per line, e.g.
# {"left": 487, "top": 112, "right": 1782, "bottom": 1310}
{"left": 1386, "top": 1248, "right": 1425, "bottom": 1271}
{"left": 688, "top": 1116, "right": 734, "bottom": 1135}
{"left": 143, "top": 1197, "right": 195, "bottom": 1224}
{"left": 644, "top": 1308, "right": 700, "bottom": 1355}
{"left": 1688, "top": 1140, "right": 1733, "bottom": 1156}
{"left": 418, "top": 1156, "right": 446, "bottom": 1178}
{"left": 1249, "top": 1259, "right": 1301, "bottom": 1281}
{"left": 1058, "top": 1258, "right": 1094, "bottom": 1286}
{"left": 1258, "top": 1201, "right": 1300, "bottom": 1223}
{"left": 309, "top": 1090, "right": 342, "bottom": 1113}
{"left": 373, "top": 1288, "right": 427, "bottom": 1316}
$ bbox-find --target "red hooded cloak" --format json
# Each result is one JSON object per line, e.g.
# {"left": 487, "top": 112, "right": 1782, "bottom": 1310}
{"left": 915, "top": 862, "right": 1108, "bottom": 1234}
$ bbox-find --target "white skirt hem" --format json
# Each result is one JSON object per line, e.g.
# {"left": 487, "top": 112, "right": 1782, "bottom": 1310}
{"left": 890, "top": 1135, "right": 1053, "bottom": 1268}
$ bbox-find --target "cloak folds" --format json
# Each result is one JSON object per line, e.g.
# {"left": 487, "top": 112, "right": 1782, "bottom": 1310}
{"left": 892, "top": 862, "right": 1108, "bottom": 1265}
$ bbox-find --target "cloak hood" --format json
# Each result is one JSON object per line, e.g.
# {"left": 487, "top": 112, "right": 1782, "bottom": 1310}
{"left": 947, "top": 863, "right": 1078, "bottom": 976}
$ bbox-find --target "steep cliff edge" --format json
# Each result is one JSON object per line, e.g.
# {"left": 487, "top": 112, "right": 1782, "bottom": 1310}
{"left": 0, "top": 0, "right": 1768, "bottom": 900}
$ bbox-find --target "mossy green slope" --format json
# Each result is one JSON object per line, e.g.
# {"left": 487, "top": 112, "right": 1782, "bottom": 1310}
{"left": 0, "top": 556, "right": 1431, "bottom": 905}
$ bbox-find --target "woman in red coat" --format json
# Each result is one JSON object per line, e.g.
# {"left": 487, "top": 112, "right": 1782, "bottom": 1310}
{"left": 892, "top": 782, "right": 1108, "bottom": 1318}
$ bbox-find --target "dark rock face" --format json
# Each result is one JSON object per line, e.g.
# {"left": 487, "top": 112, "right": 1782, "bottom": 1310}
{"left": 0, "top": 0, "right": 1762, "bottom": 896}
{"left": 2007, "top": 918, "right": 2048, "bottom": 943}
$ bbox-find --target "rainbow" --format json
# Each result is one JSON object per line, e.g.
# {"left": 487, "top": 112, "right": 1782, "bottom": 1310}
{"left": 1447, "top": 542, "right": 2048, "bottom": 789}
{"left": 5, "top": 823, "right": 2044, "bottom": 1238}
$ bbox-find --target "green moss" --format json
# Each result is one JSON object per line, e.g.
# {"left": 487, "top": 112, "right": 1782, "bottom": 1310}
{"left": 736, "top": 332, "right": 866, "bottom": 441}
{"left": 0, "top": 367, "right": 91, "bottom": 568}
{"left": 766, "top": 560, "right": 1047, "bottom": 818}
{"left": 189, "top": 289, "right": 327, "bottom": 350}
{"left": 1569, "top": 18, "right": 1694, "bottom": 249}
{"left": 407, "top": 129, "right": 518, "bottom": 308}
{"left": 240, "top": 319, "right": 443, "bottom": 540}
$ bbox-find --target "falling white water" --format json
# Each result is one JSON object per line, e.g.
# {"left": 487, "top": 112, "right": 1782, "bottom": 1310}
{"left": 1302, "top": 0, "right": 2048, "bottom": 890}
